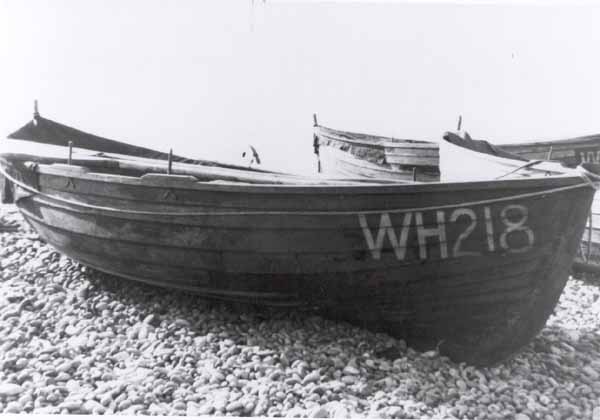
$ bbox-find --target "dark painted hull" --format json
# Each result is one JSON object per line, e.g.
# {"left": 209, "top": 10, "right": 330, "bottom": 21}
{"left": 1, "top": 154, "right": 595, "bottom": 365}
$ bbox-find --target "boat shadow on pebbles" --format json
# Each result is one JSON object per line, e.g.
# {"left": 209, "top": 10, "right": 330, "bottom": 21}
{"left": 2, "top": 205, "right": 600, "bottom": 418}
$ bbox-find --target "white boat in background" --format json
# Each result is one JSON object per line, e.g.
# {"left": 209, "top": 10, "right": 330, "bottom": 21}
{"left": 439, "top": 131, "right": 567, "bottom": 182}
{"left": 313, "top": 120, "right": 439, "bottom": 182}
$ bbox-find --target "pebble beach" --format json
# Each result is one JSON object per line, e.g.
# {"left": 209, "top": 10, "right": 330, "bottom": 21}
{"left": 1, "top": 203, "right": 600, "bottom": 419}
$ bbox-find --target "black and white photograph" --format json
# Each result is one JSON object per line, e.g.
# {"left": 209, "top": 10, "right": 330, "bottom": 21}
{"left": 1, "top": 0, "right": 600, "bottom": 418}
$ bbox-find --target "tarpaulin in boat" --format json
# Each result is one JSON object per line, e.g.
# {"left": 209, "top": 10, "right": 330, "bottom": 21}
{"left": 7, "top": 114, "right": 194, "bottom": 162}
{"left": 6, "top": 113, "right": 277, "bottom": 173}
{"left": 443, "top": 132, "right": 528, "bottom": 162}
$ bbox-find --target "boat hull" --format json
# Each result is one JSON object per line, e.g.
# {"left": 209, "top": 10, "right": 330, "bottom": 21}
{"left": 2, "top": 156, "right": 594, "bottom": 365}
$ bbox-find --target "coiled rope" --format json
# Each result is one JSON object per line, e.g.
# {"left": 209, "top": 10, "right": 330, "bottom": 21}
{"left": 0, "top": 163, "right": 597, "bottom": 217}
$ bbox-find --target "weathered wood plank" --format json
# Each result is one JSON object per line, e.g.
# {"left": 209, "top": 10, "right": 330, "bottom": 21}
{"left": 384, "top": 148, "right": 439, "bottom": 157}
{"left": 385, "top": 155, "right": 439, "bottom": 166}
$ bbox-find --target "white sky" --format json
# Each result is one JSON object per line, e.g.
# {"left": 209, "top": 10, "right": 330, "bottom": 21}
{"left": 1, "top": 0, "right": 600, "bottom": 174}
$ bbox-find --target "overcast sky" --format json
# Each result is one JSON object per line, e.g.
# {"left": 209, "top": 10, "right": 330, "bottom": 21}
{"left": 1, "top": 1, "right": 600, "bottom": 174}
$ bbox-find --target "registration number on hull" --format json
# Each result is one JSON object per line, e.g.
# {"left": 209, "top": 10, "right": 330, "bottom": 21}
{"left": 359, "top": 204, "right": 534, "bottom": 260}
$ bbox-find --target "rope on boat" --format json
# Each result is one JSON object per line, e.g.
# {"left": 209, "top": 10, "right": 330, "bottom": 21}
{"left": 0, "top": 163, "right": 598, "bottom": 217}
{"left": 494, "top": 160, "right": 545, "bottom": 180}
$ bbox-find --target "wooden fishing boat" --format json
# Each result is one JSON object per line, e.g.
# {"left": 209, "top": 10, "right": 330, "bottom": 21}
{"left": 313, "top": 117, "right": 440, "bottom": 182}
{"left": 438, "top": 131, "right": 568, "bottom": 182}
{"left": 2, "top": 110, "right": 599, "bottom": 365}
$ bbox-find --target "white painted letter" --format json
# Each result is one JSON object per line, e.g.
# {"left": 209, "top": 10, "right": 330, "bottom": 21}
{"left": 359, "top": 212, "right": 412, "bottom": 260}
{"left": 415, "top": 211, "right": 448, "bottom": 260}
{"left": 484, "top": 206, "right": 495, "bottom": 252}
{"left": 450, "top": 208, "right": 480, "bottom": 257}
{"left": 499, "top": 204, "right": 535, "bottom": 253}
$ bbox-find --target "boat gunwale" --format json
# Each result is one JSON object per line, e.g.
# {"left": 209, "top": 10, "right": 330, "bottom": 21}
{"left": 317, "top": 125, "right": 437, "bottom": 149}
{"left": 20, "top": 158, "right": 587, "bottom": 196}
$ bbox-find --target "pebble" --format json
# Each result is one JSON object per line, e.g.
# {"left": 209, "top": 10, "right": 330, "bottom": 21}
{"left": 14, "top": 358, "right": 28, "bottom": 370}
{"left": 310, "top": 404, "right": 329, "bottom": 418}
{"left": 582, "top": 365, "right": 599, "bottom": 380}
{"left": 1, "top": 204, "right": 600, "bottom": 418}
{"left": 83, "top": 399, "right": 105, "bottom": 414}
{"left": 341, "top": 375, "right": 357, "bottom": 385}
{"left": 56, "top": 361, "right": 76, "bottom": 373}
{"left": 61, "top": 399, "right": 83, "bottom": 409}
{"left": 225, "top": 400, "right": 244, "bottom": 412}
{"left": 343, "top": 365, "right": 360, "bottom": 376}
{"left": 303, "top": 370, "right": 321, "bottom": 385}
{"left": 4, "top": 401, "right": 22, "bottom": 413}
{"left": 0, "top": 383, "right": 23, "bottom": 397}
